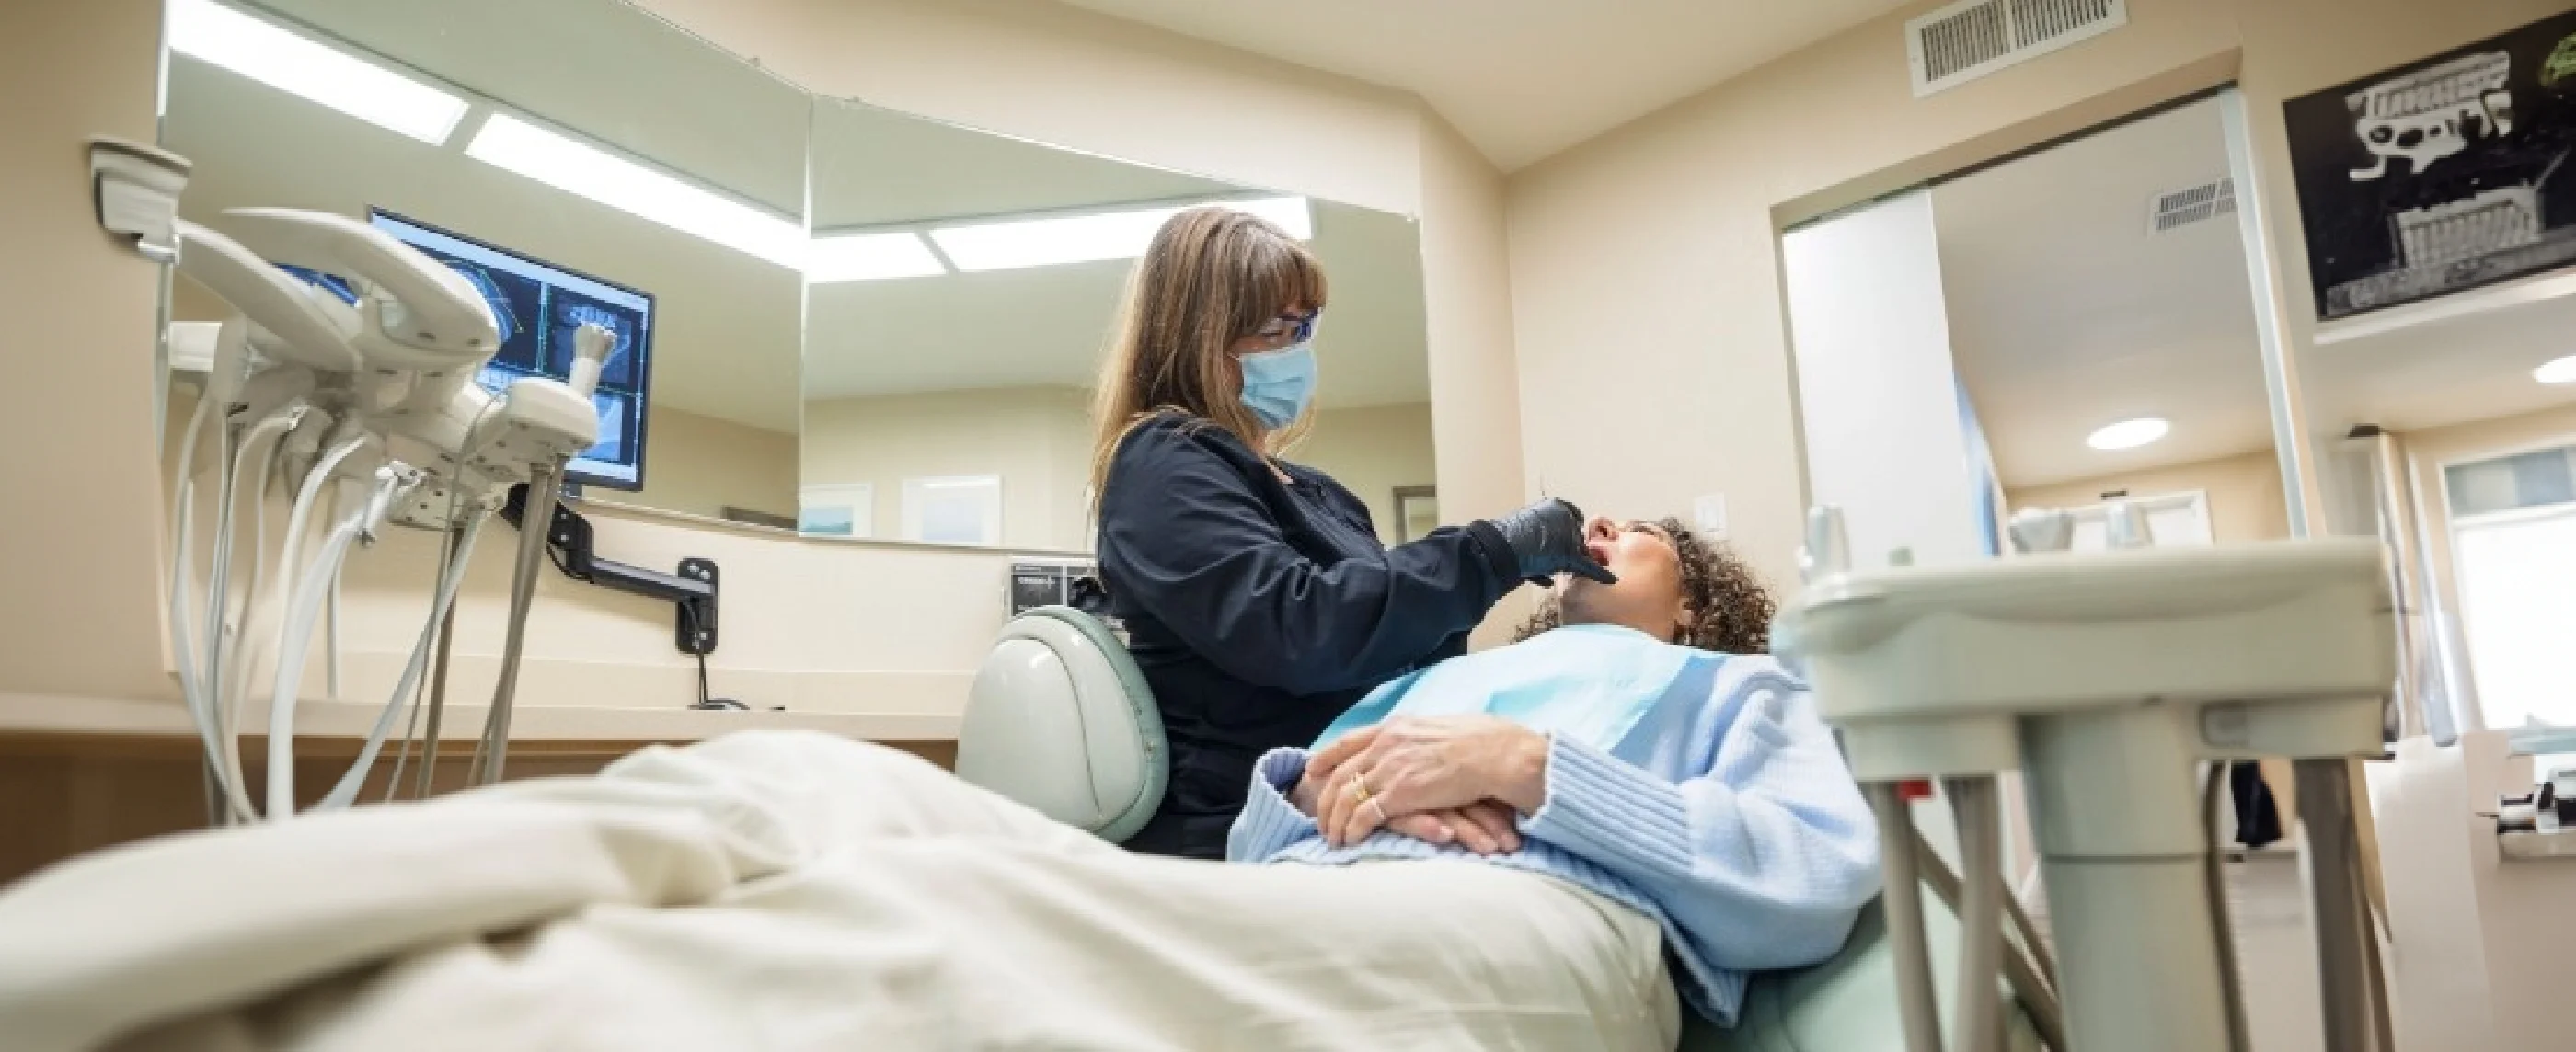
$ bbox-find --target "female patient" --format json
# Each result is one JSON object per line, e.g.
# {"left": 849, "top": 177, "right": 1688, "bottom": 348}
{"left": 0, "top": 520, "right": 1878, "bottom": 1052}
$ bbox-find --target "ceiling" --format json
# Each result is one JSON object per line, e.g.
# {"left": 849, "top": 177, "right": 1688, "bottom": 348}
{"left": 1045, "top": 0, "right": 1921, "bottom": 170}
{"left": 2299, "top": 293, "right": 2576, "bottom": 436}
{"left": 258, "top": 0, "right": 810, "bottom": 216}
{"left": 800, "top": 101, "right": 1428, "bottom": 410}
{"left": 1935, "top": 97, "right": 2277, "bottom": 490}
{"left": 173, "top": 1, "right": 1432, "bottom": 434}
{"left": 810, "top": 100, "right": 1239, "bottom": 228}
{"left": 804, "top": 198, "right": 1428, "bottom": 406}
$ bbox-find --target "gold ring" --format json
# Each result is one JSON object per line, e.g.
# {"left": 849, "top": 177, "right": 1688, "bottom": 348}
{"left": 1349, "top": 774, "right": 1374, "bottom": 803}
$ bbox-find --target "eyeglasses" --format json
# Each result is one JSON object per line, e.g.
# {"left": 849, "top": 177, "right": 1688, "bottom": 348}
{"left": 1252, "top": 311, "right": 1317, "bottom": 344}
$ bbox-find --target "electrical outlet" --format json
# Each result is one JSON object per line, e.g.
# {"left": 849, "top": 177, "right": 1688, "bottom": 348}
{"left": 1694, "top": 494, "right": 1728, "bottom": 539}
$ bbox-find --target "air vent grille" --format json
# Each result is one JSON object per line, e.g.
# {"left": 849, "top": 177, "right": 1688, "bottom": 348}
{"left": 1909, "top": 0, "right": 2127, "bottom": 97}
{"left": 2150, "top": 177, "right": 2238, "bottom": 234}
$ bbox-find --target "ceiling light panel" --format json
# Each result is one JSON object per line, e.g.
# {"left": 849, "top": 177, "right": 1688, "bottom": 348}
{"left": 931, "top": 196, "right": 1311, "bottom": 273}
{"left": 465, "top": 114, "right": 808, "bottom": 269}
{"left": 2087, "top": 417, "right": 2171, "bottom": 451}
{"left": 168, "top": 0, "right": 469, "bottom": 145}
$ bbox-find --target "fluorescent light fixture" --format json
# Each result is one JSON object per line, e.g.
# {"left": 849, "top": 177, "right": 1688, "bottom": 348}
{"left": 167, "top": 0, "right": 467, "bottom": 145}
{"left": 2536, "top": 354, "right": 2576, "bottom": 385}
{"left": 466, "top": 114, "right": 808, "bottom": 269}
{"left": 931, "top": 196, "right": 1311, "bottom": 273}
{"left": 807, "top": 233, "right": 945, "bottom": 282}
{"left": 2087, "top": 417, "right": 2171, "bottom": 451}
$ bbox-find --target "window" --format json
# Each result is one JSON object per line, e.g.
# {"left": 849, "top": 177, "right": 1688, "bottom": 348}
{"left": 2445, "top": 442, "right": 2576, "bottom": 729}
{"left": 2055, "top": 491, "right": 2214, "bottom": 551}
{"left": 902, "top": 475, "right": 1003, "bottom": 546}
{"left": 1393, "top": 486, "right": 1439, "bottom": 543}
{"left": 799, "top": 483, "right": 874, "bottom": 538}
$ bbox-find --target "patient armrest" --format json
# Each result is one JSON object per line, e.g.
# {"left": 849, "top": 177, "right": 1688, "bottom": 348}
{"left": 1677, "top": 888, "right": 2039, "bottom": 1052}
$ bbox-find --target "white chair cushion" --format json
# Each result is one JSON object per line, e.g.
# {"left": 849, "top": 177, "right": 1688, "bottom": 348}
{"left": 956, "top": 607, "right": 1167, "bottom": 843}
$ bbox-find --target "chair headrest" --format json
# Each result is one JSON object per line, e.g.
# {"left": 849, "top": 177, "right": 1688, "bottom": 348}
{"left": 956, "top": 607, "right": 1167, "bottom": 843}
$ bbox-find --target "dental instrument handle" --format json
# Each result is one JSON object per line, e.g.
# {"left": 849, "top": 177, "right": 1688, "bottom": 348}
{"left": 325, "top": 477, "right": 353, "bottom": 701}
{"left": 1944, "top": 775, "right": 2005, "bottom": 1052}
{"left": 1865, "top": 780, "right": 1946, "bottom": 1052}
{"left": 265, "top": 511, "right": 366, "bottom": 818}
{"left": 477, "top": 463, "right": 565, "bottom": 785}
{"left": 2007, "top": 509, "right": 2075, "bottom": 555}
{"left": 567, "top": 323, "right": 613, "bottom": 399}
{"left": 317, "top": 512, "right": 482, "bottom": 810}
{"left": 2202, "top": 763, "right": 2254, "bottom": 1052}
{"left": 1801, "top": 505, "right": 1850, "bottom": 583}
{"left": 2104, "top": 499, "right": 2152, "bottom": 551}
{"left": 415, "top": 529, "right": 463, "bottom": 800}
{"left": 1909, "top": 832, "right": 2065, "bottom": 1050}
{"left": 2294, "top": 759, "right": 2378, "bottom": 1052}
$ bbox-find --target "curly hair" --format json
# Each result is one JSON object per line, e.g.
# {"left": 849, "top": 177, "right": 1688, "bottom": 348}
{"left": 1514, "top": 517, "right": 1776, "bottom": 655}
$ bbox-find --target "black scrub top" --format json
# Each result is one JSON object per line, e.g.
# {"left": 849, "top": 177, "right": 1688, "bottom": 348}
{"left": 1097, "top": 413, "right": 1519, "bottom": 859}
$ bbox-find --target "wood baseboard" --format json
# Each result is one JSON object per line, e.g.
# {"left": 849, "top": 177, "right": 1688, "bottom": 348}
{"left": 0, "top": 729, "right": 956, "bottom": 889}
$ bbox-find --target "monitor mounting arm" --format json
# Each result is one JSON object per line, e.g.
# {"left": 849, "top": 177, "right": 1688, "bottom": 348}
{"left": 501, "top": 484, "right": 720, "bottom": 656}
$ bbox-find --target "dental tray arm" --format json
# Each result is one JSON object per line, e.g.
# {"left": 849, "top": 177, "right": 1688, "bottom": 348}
{"left": 218, "top": 208, "right": 499, "bottom": 364}
{"left": 499, "top": 485, "right": 720, "bottom": 656}
{"left": 174, "top": 220, "right": 362, "bottom": 373}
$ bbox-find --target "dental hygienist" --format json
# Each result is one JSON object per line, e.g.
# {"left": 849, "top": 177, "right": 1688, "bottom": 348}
{"left": 1090, "top": 206, "right": 1613, "bottom": 859}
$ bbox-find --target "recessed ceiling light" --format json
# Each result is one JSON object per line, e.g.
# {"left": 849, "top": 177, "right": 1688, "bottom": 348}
{"left": 466, "top": 114, "right": 808, "bottom": 269}
{"left": 168, "top": 0, "right": 469, "bottom": 145}
{"left": 929, "top": 196, "right": 1311, "bottom": 273}
{"left": 2537, "top": 355, "right": 2576, "bottom": 385}
{"left": 807, "top": 233, "right": 946, "bottom": 282}
{"left": 2087, "top": 417, "right": 2170, "bottom": 451}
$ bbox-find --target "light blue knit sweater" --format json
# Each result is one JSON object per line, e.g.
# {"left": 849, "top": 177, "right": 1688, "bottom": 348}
{"left": 1225, "top": 632, "right": 1881, "bottom": 1025}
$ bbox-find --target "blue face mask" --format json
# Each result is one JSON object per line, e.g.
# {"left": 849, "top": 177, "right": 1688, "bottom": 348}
{"left": 1238, "top": 341, "right": 1317, "bottom": 430}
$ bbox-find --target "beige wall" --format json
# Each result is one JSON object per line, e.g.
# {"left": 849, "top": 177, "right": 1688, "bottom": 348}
{"left": 2008, "top": 450, "right": 2293, "bottom": 543}
{"left": 0, "top": 0, "right": 174, "bottom": 700}
{"left": 623, "top": 405, "right": 799, "bottom": 522}
{"left": 1417, "top": 111, "right": 1537, "bottom": 644}
{"left": 1290, "top": 403, "right": 1438, "bottom": 544}
{"left": 802, "top": 387, "right": 1093, "bottom": 550}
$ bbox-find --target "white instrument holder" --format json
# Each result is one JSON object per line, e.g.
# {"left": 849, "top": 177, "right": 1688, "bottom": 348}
{"left": 1778, "top": 503, "right": 2398, "bottom": 1052}
{"left": 89, "top": 137, "right": 192, "bottom": 264}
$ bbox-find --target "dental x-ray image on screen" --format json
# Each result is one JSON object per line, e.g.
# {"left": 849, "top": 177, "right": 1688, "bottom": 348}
{"left": 368, "top": 209, "right": 657, "bottom": 490}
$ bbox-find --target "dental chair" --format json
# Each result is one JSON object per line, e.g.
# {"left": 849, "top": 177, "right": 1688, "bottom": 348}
{"left": 960, "top": 608, "right": 2039, "bottom": 1051}
{"left": 958, "top": 606, "right": 1167, "bottom": 842}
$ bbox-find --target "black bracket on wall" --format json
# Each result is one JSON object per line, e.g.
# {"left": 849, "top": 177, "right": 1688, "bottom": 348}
{"left": 501, "top": 484, "right": 720, "bottom": 656}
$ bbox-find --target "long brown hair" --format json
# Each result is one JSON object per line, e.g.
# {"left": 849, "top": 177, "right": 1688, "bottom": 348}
{"left": 1087, "top": 206, "right": 1329, "bottom": 499}
{"left": 1516, "top": 518, "right": 1777, "bottom": 654}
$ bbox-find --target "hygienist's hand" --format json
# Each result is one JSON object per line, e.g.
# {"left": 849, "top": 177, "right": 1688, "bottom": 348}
{"left": 1484, "top": 498, "right": 1616, "bottom": 586}
{"left": 1313, "top": 715, "right": 1549, "bottom": 847}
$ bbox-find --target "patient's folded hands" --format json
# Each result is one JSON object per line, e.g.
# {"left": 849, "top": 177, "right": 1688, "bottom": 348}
{"left": 1289, "top": 765, "right": 1519, "bottom": 854}
{"left": 1294, "top": 715, "right": 1547, "bottom": 852}
{"left": 1388, "top": 801, "right": 1522, "bottom": 854}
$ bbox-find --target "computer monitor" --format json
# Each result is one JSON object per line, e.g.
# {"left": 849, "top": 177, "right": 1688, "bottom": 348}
{"left": 367, "top": 209, "right": 655, "bottom": 491}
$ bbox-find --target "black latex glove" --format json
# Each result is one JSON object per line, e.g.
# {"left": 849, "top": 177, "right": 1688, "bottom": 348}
{"left": 1484, "top": 497, "right": 1616, "bottom": 586}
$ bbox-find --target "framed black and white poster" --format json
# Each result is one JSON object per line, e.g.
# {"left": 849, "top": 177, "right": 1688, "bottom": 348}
{"left": 2283, "top": 10, "right": 2576, "bottom": 322}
